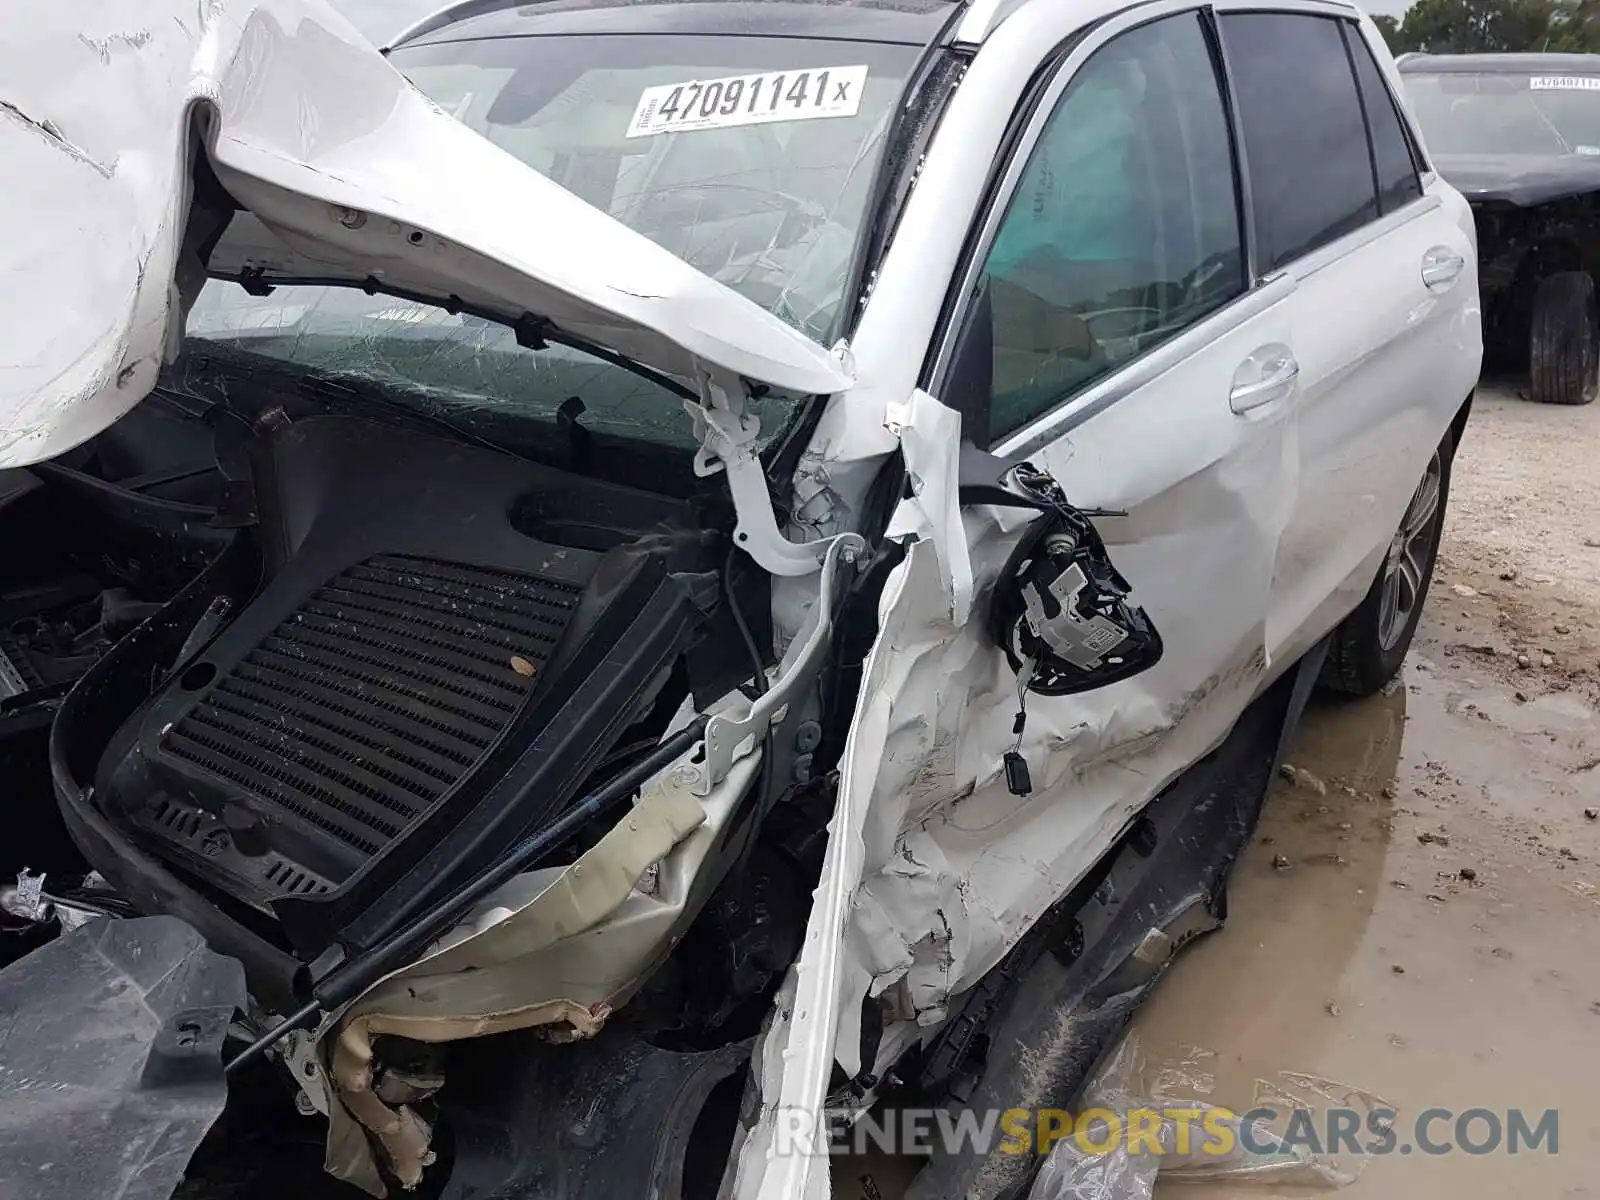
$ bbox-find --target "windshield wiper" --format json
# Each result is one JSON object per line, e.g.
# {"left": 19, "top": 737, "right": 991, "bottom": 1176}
{"left": 215, "top": 271, "right": 696, "bottom": 402}
{"left": 182, "top": 344, "right": 531, "bottom": 461}
{"left": 291, "top": 373, "right": 530, "bottom": 459}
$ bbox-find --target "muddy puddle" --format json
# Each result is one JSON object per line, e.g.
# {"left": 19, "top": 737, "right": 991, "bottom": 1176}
{"left": 1103, "top": 386, "right": 1600, "bottom": 1200}
{"left": 1133, "top": 629, "right": 1600, "bottom": 1199}
{"left": 842, "top": 625, "right": 1600, "bottom": 1200}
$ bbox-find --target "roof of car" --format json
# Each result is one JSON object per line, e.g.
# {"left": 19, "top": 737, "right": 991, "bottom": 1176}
{"left": 387, "top": 0, "right": 959, "bottom": 51}
{"left": 1397, "top": 51, "right": 1600, "bottom": 74}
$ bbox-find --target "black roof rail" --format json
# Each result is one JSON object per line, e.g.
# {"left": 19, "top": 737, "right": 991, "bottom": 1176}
{"left": 386, "top": 0, "right": 975, "bottom": 51}
{"left": 384, "top": 0, "right": 535, "bottom": 51}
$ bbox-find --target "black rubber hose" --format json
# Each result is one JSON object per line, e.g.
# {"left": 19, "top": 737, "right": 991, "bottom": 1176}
{"left": 722, "top": 548, "right": 769, "bottom": 697}
{"left": 723, "top": 546, "right": 775, "bottom": 846}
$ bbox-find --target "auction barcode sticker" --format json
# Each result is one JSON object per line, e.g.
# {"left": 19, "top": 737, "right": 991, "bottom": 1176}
{"left": 1531, "top": 75, "right": 1600, "bottom": 90}
{"left": 627, "top": 65, "right": 869, "bottom": 137}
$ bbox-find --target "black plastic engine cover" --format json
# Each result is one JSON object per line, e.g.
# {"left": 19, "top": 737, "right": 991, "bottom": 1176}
{"left": 92, "top": 415, "right": 698, "bottom": 956}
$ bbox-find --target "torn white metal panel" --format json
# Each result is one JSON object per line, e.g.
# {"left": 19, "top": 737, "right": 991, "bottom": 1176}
{"left": 317, "top": 752, "right": 759, "bottom": 1194}
{"left": 732, "top": 543, "right": 917, "bottom": 1200}
{"left": 835, "top": 278, "right": 1304, "bottom": 1036}
{"left": 0, "top": 6, "right": 192, "bottom": 468}
{"left": 0, "top": 0, "right": 852, "bottom": 469}
{"left": 739, "top": 309, "right": 1296, "bottom": 1198}
{"left": 884, "top": 389, "right": 974, "bottom": 625}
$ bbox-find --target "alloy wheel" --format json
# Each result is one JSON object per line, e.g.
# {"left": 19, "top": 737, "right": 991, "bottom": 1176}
{"left": 1378, "top": 449, "right": 1443, "bottom": 652}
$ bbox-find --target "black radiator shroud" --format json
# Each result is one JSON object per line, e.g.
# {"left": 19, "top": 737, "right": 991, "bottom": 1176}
{"left": 139, "top": 553, "right": 583, "bottom": 899}
{"left": 86, "top": 415, "right": 722, "bottom": 964}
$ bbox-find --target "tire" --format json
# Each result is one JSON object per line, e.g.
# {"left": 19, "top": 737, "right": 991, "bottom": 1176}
{"left": 1529, "top": 271, "right": 1600, "bottom": 406}
{"left": 1321, "top": 430, "right": 1453, "bottom": 697}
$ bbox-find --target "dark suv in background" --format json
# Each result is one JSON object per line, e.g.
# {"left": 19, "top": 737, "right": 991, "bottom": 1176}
{"left": 1401, "top": 52, "right": 1600, "bottom": 405}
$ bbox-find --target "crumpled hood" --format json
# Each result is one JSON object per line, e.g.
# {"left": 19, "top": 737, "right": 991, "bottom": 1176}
{"left": 0, "top": 0, "right": 853, "bottom": 468}
{"left": 1433, "top": 152, "right": 1600, "bottom": 206}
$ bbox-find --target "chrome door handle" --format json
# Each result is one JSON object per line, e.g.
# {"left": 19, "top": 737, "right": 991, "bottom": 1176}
{"left": 1230, "top": 344, "right": 1299, "bottom": 413}
{"left": 1421, "top": 246, "right": 1465, "bottom": 291}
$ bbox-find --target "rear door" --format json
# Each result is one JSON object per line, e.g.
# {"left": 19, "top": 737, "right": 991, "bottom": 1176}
{"left": 1214, "top": 7, "right": 1479, "bottom": 661}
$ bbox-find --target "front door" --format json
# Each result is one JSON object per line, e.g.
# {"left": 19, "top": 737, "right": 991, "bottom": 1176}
{"left": 962, "top": 5, "right": 1295, "bottom": 781}
{"left": 735, "top": 8, "right": 1307, "bottom": 1193}
{"left": 786, "top": 2, "right": 1304, "bottom": 1098}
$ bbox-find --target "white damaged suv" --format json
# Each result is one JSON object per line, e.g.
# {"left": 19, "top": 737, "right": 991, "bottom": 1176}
{"left": 0, "top": 0, "right": 1477, "bottom": 1196}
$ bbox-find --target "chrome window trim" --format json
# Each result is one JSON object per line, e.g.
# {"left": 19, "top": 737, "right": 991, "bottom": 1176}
{"left": 1209, "top": 0, "right": 1358, "bottom": 15}
{"left": 936, "top": 1, "right": 1444, "bottom": 455}
{"left": 993, "top": 275, "right": 1293, "bottom": 457}
{"left": 990, "top": 191, "right": 1440, "bottom": 459}
{"left": 1284, "top": 191, "right": 1440, "bottom": 284}
{"left": 958, "top": 0, "right": 1361, "bottom": 48}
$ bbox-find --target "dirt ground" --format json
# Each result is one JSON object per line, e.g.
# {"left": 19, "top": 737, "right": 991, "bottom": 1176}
{"left": 1132, "top": 383, "right": 1600, "bottom": 1199}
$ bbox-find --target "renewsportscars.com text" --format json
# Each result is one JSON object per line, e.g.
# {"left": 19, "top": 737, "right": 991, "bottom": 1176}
{"left": 771, "top": 1105, "right": 1559, "bottom": 1159}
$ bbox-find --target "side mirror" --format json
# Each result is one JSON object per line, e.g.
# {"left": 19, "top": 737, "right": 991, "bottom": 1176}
{"left": 972, "top": 458, "right": 1163, "bottom": 797}
{"left": 988, "top": 503, "right": 1163, "bottom": 697}
{"left": 971, "top": 460, "right": 1163, "bottom": 698}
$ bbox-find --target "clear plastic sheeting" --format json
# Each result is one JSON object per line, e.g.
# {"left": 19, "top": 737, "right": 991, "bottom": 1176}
{"left": 0, "top": 916, "right": 246, "bottom": 1200}
{"left": 1028, "top": 1035, "right": 1386, "bottom": 1200}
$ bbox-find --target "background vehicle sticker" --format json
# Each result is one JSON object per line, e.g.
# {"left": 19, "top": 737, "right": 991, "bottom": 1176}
{"left": 1530, "top": 75, "right": 1600, "bottom": 90}
{"left": 626, "top": 65, "right": 869, "bottom": 137}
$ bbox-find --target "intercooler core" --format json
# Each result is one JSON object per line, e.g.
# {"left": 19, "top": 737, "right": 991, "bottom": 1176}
{"left": 153, "top": 554, "right": 581, "bottom": 894}
{"left": 91, "top": 416, "right": 632, "bottom": 918}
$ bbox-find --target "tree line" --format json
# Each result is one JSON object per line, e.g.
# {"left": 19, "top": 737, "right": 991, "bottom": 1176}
{"left": 1375, "top": 0, "right": 1600, "bottom": 54}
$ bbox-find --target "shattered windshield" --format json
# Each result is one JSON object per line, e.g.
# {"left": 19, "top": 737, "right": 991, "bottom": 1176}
{"left": 1404, "top": 71, "right": 1600, "bottom": 156}
{"left": 393, "top": 34, "right": 917, "bottom": 340}
{"left": 183, "top": 33, "right": 915, "bottom": 453}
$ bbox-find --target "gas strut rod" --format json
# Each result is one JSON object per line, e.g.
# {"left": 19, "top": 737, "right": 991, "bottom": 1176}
{"left": 225, "top": 717, "right": 710, "bottom": 1076}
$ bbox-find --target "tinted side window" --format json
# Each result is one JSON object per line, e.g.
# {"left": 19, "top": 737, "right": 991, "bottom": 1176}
{"left": 978, "top": 12, "right": 1244, "bottom": 439}
{"left": 1346, "top": 27, "right": 1423, "bottom": 213}
{"left": 1220, "top": 13, "right": 1378, "bottom": 271}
